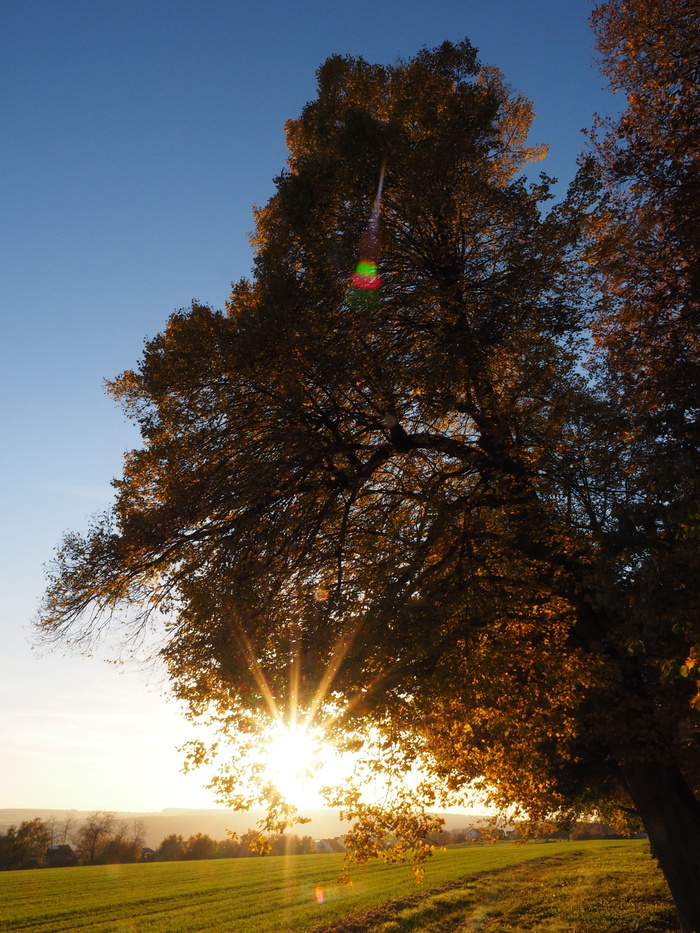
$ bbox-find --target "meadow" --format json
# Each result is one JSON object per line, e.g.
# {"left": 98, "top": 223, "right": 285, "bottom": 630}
{"left": 0, "top": 840, "right": 677, "bottom": 933}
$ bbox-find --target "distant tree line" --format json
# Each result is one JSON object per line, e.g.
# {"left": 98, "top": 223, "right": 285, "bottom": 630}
{"left": 0, "top": 812, "right": 634, "bottom": 871}
{"left": 426, "top": 821, "right": 638, "bottom": 846}
{"left": 0, "top": 812, "right": 144, "bottom": 870}
{"left": 0, "top": 812, "right": 318, "bottom": 870}
{"left": 153, "top": 830, "right": 317, "bottom": 862}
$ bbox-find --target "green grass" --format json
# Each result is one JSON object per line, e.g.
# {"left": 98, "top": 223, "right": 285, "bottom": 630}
{"left": 0, "top": 840, "right": 676, "bottom": 933}
{"left": 314, "top": 842, "right": 678, "bottom": 933}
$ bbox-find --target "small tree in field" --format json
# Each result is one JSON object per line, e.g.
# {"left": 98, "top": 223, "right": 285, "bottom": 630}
{"left": 74, "top": 811, "right": 116, "bottom": 865}
{"left": 157, "top": 834, "right": 186, "bottom": 861}
{"left": 37, "top": 29, "right": 700, "bottom": 932}
{"left": 99, "top": 820, "right": 146, "bottom": 864}
{"left": 0, "top": 819, "right": 52, "bottom": 871}
{"left": 185, "top": 833, "right": 217, "bottom": 861}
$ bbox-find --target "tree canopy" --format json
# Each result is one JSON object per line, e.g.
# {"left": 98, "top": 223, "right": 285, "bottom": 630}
{"left": 37, "top": 18, "right": 700, "bottom": 932}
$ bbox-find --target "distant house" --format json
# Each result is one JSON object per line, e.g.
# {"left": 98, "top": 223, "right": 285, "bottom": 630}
{"left": 140, "top": 847, "right": 157, "bottom": 861}
{"left": 315, "top": 837, "right": 346, "bottom": 854}
{"left": 45, "top": 844, "right": 77, "bottom": 868}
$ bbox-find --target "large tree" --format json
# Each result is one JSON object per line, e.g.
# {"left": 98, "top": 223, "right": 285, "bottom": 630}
{"left": 37, "top": 33, "right": 700, "bottom": 930}
{"left": 590, "top": 0, "right": 700, "bottom": 417}
{"left": 583, "top": 6, "right": 700, "bottom": 925}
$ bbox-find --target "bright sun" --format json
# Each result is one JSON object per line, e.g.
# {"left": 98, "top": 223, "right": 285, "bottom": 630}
{"left": 263, "top": 721, "right": 340, "bottom": 809}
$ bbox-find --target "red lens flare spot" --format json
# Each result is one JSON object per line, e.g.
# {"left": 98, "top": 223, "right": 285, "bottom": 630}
{"left": 352, "top": 261, "right": 380, "bottom": 289}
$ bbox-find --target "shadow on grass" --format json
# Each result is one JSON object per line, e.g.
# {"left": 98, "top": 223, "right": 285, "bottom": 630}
{"left": 310, "top": 846, "right": 679, "bottom": 933}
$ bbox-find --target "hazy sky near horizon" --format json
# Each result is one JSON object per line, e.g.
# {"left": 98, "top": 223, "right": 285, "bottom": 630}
{"left": 1, "top": 0, "right": 620, "bottom": 813}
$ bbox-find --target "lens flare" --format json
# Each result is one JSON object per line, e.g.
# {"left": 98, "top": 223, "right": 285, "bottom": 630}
{"left": 352, "top": 261, "right": 380, "bottom": 290}
{"left": 351, "top": 161, "right": 386, "bottom": 293}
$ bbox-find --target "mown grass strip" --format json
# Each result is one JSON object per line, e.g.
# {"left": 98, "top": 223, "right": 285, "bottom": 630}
{"left": 0, "top": 840, "right": 673, "bottom": 933}
{"left": 312, "top": 842, "right": 677, "bottom": 933}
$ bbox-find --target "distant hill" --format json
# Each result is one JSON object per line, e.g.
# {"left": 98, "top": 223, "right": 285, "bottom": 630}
{"left": 0, "top": 807, "right": 484, "bottom": 849}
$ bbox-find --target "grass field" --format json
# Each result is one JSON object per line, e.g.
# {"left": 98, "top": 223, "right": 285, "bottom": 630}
{"left": 0, "top": 840, "right": 677, "bottom": 933}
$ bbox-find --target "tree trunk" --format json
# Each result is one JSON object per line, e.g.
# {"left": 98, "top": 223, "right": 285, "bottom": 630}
{"left": 621, "top": 756, "right": 700, "bottom": 933}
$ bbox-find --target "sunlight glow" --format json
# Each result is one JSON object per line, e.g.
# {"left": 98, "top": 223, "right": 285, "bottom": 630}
{"left": 263, "top": 721, "right": 329, "bottom": 808}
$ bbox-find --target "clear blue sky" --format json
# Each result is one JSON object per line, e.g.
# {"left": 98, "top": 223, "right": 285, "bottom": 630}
{"left": 0, "top": 0, "right": 620, "bottom": 812}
